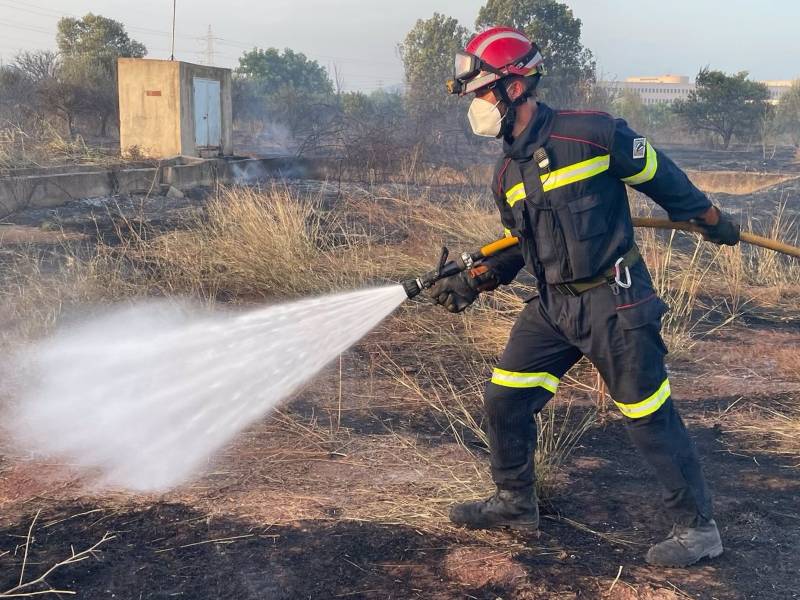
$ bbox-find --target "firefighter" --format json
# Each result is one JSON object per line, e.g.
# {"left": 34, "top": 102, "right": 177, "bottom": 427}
{"left": 430, "top": 27, "right": 739, "bottom": 567}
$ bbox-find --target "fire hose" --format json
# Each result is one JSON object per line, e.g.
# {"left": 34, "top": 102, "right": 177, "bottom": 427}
{"left": 402, "top": 217, "right": 800, "bottom": 299}
{"left": 631, "top": 217, "right": 800, "bottom": 258}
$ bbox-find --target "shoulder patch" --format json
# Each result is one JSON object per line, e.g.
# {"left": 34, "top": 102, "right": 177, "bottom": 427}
{"left": 633, "top": 137, "right": 647, "bottom": 159}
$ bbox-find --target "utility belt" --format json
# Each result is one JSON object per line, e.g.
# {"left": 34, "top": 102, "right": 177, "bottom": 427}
{"left": 551, "top": 244, "right": 641, "bottom": 296}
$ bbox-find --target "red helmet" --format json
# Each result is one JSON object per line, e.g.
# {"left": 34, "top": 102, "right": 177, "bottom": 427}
{"left": 448, "top": 27, "right": 544, "bottom": 96}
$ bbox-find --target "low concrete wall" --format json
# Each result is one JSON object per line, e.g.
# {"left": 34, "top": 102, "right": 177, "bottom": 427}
{"left": 0, "top": 156, "right": 310, "bottom": 217}
{"left": 114, "top": 168, "right": 162, "bottom": 194}
{"left": 0, "top": 168, "right": 162, "bottom": 215}
{"left": 0, "top": 161, "right": 159, "bottom": 178}
{"left": 162, "top": 160, "right": 220, "bottom": 189}
{"left": 1, "top": 171, "right": 114, "bottom": 213}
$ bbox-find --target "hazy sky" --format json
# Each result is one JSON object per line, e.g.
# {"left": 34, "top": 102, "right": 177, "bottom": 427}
{"left": 1, "top": 0, "right": 798, "bottom": 91}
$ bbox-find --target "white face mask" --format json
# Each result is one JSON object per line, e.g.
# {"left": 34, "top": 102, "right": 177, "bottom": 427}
{"left": 467, "top": 96, "right": 505, "bottom": 138}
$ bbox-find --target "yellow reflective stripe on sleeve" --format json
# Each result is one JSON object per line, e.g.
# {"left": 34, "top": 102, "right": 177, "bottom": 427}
{"left": 621, "top": 142, "right": 658, "bottom": 185}
{"left": 503, "top": 227, "right": 513, "bottom": 237}
{"left": 505, "top": 182, "right": 526, "bottom": 207}
{"left": 614, "top": 378, "right": 670, "bottom": 419}
{"left": 540, "top": 154, "right": 610, "bottom": 193}
{"left": 491, "top": 368, "right": 559, "bottom": 394}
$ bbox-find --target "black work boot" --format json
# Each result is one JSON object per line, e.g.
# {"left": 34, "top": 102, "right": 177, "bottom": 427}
{"left": 449, "top": 488, "right": 539, "bottom": 530}
{"left": 645, "top": 519, "right": 723, "bottom": 567}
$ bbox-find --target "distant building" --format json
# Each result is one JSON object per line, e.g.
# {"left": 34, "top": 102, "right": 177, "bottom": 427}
{"left": 601, "top": 75, "right": 694, "bottom": 106}
{"left": 761, "top": 80, "right": 793, "bottom": 103}
{"left": 599, "top": 75, "right": 795, "bottom": 106}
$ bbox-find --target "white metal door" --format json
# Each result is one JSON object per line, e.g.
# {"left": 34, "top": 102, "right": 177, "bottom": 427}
{"left": 193, "top": 78, "right": 221, "bottom": 148}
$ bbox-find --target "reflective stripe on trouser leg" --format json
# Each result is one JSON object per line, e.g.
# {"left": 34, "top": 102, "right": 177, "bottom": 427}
{"left": 491, "top": 368, "right": 560, "bottom": 394}
{"left": 623, "top": 397, "right": 713, "bottom": 526}
{"left": 484, "top": 381, "right": 555, "bottom": 491}
{"left": 614, "top": 378, "right": 670, "bottom": 418}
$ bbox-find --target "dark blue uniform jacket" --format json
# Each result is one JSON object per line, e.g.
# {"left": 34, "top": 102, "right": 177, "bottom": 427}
{"left": 491, "top": 102, "right": 712, "bottom": 285}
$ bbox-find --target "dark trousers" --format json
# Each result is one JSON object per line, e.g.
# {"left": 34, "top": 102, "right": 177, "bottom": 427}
{"left": 485, "top": 261, "right": 712, "bottom": 526}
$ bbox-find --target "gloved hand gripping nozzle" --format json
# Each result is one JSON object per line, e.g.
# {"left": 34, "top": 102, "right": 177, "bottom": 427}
{"left": 401, "top": 236, "right": 520, "bottom": 299}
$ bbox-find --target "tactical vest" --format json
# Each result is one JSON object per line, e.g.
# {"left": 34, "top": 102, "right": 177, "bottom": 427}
{"left": 495, "top": 106, "right": 636, "bottom": 285}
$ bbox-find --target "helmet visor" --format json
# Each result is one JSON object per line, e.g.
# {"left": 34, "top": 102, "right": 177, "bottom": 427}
{"left": 454, "top": 51, "right": 480, "bottom": 82}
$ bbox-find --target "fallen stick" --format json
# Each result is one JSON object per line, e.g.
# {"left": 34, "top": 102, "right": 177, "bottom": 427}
{"left": 1, "top": 532, "right": 115, "bottom": 598}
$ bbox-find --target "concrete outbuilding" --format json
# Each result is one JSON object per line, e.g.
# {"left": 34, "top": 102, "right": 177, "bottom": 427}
{"left": 118, "top": 58, "right": 233, "bottom": 159}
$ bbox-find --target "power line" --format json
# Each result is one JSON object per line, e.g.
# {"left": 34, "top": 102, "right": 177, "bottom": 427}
{"left": 0, "top": 18, "right": 56, "bottom": 35}
{"left": 213, "top": 36, "right": 400, "bottom": 67}
{"left": 2, "top": 0, "right": 404, "bottom": 71}
{"left": 0, "top": 0, "right": 405, "bottom": 89}
{"left": 0, "top": 0, "right": 198, "bottom": 40}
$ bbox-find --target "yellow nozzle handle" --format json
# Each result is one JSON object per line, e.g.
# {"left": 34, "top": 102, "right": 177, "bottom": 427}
{"left": 478, "top": 236, "right": 520, "bottom": 258}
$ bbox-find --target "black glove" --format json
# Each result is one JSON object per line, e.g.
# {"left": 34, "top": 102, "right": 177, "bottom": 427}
{"left": 692, "top": 207, "right": 740, "bottom": 246}
{"left": 428, "top": 263, "right": 499, "bottom": 313}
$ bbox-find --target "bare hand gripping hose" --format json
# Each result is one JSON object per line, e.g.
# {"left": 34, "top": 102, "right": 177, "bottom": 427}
{"left": 402, "top": 218, "right": 800, "bottom": 298}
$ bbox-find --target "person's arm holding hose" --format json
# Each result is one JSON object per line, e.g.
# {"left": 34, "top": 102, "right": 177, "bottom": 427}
{"left": 429, "top": 162, "right": 526, "bottom": 313}
{"left": 608, "top": 119, "right": 740, "bottom": 246}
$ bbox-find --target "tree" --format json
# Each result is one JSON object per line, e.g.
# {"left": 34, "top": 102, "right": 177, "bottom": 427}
{"left": 0, "top": 51, "right": 56, "bottom": 125}
{"left": 12, "top": 50, "right": 58, "bottom": 82}
{"left": 62, "top": 57, "right": 119, "bottom": 137}
{"left": 758, "top": 102, "right": 778, "bottom": 160}
{"left": 613, "top": 89, "right": 646, "bottom": 132}
{"left": 56, "top": 14, "right": 146, "bottom": 65}
{"left": 233, "top": 48, "right": 334, "bottom": 141}
{"left": 36, "top": 74, "right": 84, "bottom": 137}
{"left": 643, "top": 102, "right": 681, "bottom": 141}
{"left": 777, "top": 79, "right": 800, "bottom": 154}
{"left": 56, "top": 14, "right": 147, "bottom": 136}
{"left": 3, "top": 51, "right": 79, "bottom": 134}
{"left": 475, "top": 0, "right": 595, "bottom": 107}
{"left": 0, "top": 65, "right": 32, "bottom": 123}
{"left": 673, "top": 69, "right": 770, "bottom": 149}
{"left": 399, "top": 13, "right": 469, "bottom": 109}
{"left": 236, "top": 48, "right": 333, "bottom": 93}
{"left": 398, "top": 13, "right": 470, "bottom": 143}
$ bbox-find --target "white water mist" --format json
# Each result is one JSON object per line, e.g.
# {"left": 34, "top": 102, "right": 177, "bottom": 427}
{"left": 11, "top": 285, "right": 407, "bottom": 492}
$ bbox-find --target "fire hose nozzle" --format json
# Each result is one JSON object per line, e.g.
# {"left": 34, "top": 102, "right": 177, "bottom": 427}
{"left": 401, "top": 239, "right": 519, "bottom": 300}
{"left": 402, "top": 278, "right": 424, "bottom": 299}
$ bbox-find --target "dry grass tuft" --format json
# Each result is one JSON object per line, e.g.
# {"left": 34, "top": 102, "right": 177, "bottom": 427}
{"left": 0, "top": 240, "right": 144, "bottom": 342}
{"left": 721, "top": 399, "right": 800, "bottom": 464}
{"left": 378, "top": 333, "right": 596, "bottom": 501}
{"left": 715, "top": 202, "right": 800, "bottom": 312}
{"left": 637, "top": 226, "right": 725, "bottom": 358}
{"left": 0, "top": 121, "right": 119, "bottom": 171}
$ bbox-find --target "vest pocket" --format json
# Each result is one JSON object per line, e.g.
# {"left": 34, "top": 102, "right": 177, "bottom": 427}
{"left": 553, "top": 193, "right": 611, "bottom": 280}
{"left": 567, "top": 194, "right": 608, "bottom": 240}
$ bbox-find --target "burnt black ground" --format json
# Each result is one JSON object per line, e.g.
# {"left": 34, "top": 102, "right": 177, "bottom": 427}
{"left": 2, "top": 394, "right": 798, "bottom": 599}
